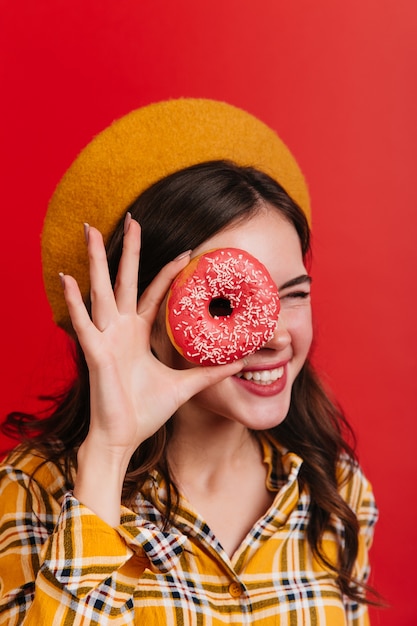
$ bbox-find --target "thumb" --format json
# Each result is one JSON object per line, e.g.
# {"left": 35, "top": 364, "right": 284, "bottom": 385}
{"left": 176, "top": 358, "right": 247, "bottom": 404}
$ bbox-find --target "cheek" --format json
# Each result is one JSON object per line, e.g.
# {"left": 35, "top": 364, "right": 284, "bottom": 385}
{"left": 286, "top": 306, "right": 313, "bottom": 356}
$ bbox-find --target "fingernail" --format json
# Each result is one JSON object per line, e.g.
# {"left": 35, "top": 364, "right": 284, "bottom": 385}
{"left": 58, "top": 272, "right": 65, "bottom": 289}
{"left": 83, "top": 223, "right": 90, "bottom": 244}
{"left": 124, "top": 212, "right": 132, "bottom": 235}
{"left": 174, "top": 250, "right": 192, "bottom": 262}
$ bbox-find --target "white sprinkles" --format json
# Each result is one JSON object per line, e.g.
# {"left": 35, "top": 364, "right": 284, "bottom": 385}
{"left": 167, "top": 249, "right": 280, "bottom": 365}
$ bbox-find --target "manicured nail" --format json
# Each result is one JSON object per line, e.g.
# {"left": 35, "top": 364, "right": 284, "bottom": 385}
{"left": 124, "top": 212, "right": 132, "bottom": 235}
{"left": 83, "top": 223, "right": 90, "bottom": 244}
{"left": 174, "top": 250, "right": 192, "bottom": 262}
{"left": 58, "top": 272, "right": 65, "bottom": 288}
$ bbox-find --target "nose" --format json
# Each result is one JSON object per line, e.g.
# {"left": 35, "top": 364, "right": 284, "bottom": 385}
{"left": 265, "top": 315, "right": 291, "bottom": 351}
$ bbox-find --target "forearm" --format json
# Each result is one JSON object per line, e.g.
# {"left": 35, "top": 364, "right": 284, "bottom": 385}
{"left": 74, "top": 437, "right": 134, "bottom": 527}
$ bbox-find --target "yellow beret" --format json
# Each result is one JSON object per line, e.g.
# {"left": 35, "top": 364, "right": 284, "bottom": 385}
{"left": 42, "top": 97, "right": 311, "bottom": 331}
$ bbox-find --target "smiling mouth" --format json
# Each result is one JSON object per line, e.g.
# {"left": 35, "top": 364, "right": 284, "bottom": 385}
{"left": 235, "top": 366, "right": 284, "bottom": 385}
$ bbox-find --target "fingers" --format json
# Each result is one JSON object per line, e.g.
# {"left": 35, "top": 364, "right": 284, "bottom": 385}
{"left": 176, "top": 358, "right": 247, "bottom": 404}
{"left": 62, "top": 218, "right": 188, "bottom": 338}
{"left": 113, "top": 214, "right": 141, "bottom": 314}
{"left": 86, "top": 225, "right": 118, "bottom": 331}
{"left": 60, "top": 273, "right": 98, "bottom": 345}
{"left": 137, "top": 250, "right": 191, "bottom": 324}
{"left": 82, "top": 216, "right": 141, "bottom": 329}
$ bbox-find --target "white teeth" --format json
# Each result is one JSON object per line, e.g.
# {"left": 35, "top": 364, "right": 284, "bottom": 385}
{"left": 236, "top": 367, "right": 284, "bottom": 385}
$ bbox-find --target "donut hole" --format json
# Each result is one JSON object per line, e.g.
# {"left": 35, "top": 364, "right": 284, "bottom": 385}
{"left": 209, "top": 297, "right": 233, "bottom": 318}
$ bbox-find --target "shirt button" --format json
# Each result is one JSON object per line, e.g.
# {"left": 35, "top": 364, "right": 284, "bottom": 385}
{"left": 228, "top": 582, "right": 243, "bottom": 598}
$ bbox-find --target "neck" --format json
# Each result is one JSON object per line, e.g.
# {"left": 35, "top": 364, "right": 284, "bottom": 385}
{"left": 165, "top": 413, "right": 273, "bottom": 557}
{"left": 167, "top": 412, "right": 261, "bottom": 487}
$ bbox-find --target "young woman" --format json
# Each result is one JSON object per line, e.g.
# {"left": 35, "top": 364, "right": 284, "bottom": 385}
{"left": 0, "top": 99, "right": 378, "bottom": 625}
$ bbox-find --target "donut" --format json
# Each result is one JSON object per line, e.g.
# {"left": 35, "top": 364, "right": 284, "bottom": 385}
{"left": 165, "top": 248, "right": 280, "bottom": 365}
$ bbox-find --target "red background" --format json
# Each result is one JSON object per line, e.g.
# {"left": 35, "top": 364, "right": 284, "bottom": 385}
{"left": 1, "top": 1, "right": 416, "bottom": 624}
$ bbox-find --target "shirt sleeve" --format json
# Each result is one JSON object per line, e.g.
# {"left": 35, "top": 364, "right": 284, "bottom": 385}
{"left": 0, "top": 464, "right": 185, "bottom": 625}
{"left": 342, "top": 466, "right": 379, "bottom": 626}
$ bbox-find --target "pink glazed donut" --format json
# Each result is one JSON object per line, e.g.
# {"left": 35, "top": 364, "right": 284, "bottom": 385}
{"left": 166, "top": 248, "right": 280, "bottom": 365}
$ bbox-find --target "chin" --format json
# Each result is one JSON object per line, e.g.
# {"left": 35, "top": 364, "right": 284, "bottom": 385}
{"left": 238, "top": 411, "right": 289, "bottom": 431}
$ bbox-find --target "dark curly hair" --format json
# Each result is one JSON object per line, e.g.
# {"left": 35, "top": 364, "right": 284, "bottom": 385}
{"left": 2, "top": 160, "right": 375, "bottom": 605}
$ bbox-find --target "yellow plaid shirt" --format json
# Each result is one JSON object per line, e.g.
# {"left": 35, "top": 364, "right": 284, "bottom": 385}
{"left": 0, "top": 437, "right": 377, "bottom": 625}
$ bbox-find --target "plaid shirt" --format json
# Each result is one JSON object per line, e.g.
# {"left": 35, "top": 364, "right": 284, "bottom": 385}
{"left": 0, "top": 437, "right": 377, "bottom": 625}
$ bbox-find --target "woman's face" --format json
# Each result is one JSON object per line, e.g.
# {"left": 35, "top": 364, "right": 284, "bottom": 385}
{"left": 152, "top": 205, "right": 313, "bottom": 431}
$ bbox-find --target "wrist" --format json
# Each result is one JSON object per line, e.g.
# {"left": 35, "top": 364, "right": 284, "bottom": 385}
{"left": 77, "top": 434, "right": 135, "bottom": 475}
{"left": 73, "top": 439, "right": 134, "bottom": 527}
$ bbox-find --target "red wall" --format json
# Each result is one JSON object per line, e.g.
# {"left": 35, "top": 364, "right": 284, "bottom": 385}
{"left": 1, "top": 2, "right": 416, "bottom": 623}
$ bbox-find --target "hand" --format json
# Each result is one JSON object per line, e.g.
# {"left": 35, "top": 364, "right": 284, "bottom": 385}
{"left": 60, "top": 215, "right": 244, "bottom": 522}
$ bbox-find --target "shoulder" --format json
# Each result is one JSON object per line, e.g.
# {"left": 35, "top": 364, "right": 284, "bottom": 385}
{"left": 336, "top": 455, "right": 378, "bottom": 531}
{"left": 0, "top": 445, "right": 69, "bottom": 505}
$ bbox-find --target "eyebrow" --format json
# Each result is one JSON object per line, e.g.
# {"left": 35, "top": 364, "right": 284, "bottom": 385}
{"left": 278, "top": 274, "right": 312, "bottom": 291}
